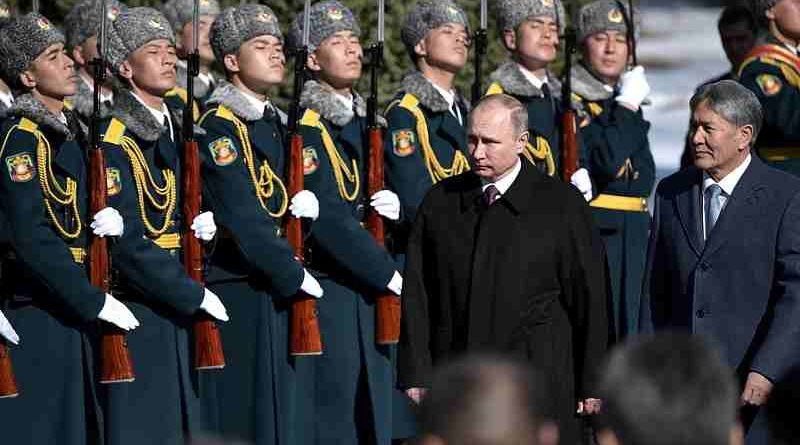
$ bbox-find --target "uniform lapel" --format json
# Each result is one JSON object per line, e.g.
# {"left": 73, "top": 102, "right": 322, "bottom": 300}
{"left": 674, "top": 168, "right": 704, "bottom": 258}
{"left": 436, "top": 111, "right": 466, "bottom": 152}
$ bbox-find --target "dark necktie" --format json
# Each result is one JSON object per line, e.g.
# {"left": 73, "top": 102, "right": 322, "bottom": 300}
{"left": 483, "top": 184, "right": 500, "bottom": 207}
{"left": 541, "top": 82, "right": 551, "bottom": 100}
{"left": 263, "top": 104, "right": 276, "bottom": 122}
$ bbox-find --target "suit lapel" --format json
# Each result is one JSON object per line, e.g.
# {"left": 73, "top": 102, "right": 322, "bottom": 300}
{"left": 674, "top": 168, "right": 704, "bottom": 258}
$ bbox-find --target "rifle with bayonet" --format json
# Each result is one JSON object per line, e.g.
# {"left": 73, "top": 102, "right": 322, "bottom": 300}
{"left": 287, "top": 0, "right": 322, "bottom": 356}
{"left": 92, "top": 0, "right": 135, "bottom": 384}
{"left": 471, "top": 0, "right": 488, "bottom": 104}
{"left": 183, "top": 0, "right": 225, "bottom": 370}
{"left": 560, "top": 1, "right": 579, "bottom": 182}
{"left": 366, "top": 0, "right": 400, "bottom": 345}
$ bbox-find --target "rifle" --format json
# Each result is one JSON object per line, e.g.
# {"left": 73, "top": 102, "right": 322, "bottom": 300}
{"left": 560, "top": 1, "right": 579, "bottom": 181}
{"left": 92, "top": 0, "right": 135, "bottom": 384}
{"left": 183, "top": 0, "right": 225, "bottom": 370}
{"left": 287, "top": 0, "right": 322, "bottom": 356}
{"left": 366, "top": 0, "right": 400, "bottom": 345}
{"left": 31, "top": 0, "right": 38, "bottom": 13}
{"left": 0, "top": 336, "right": 16, "bottom": 397}
{"left": 471, "top": 0, "right": 488, "bottom": 104}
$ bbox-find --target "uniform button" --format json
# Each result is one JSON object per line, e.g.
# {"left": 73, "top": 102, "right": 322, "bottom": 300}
{"left": 696, "top": 309, "right": 705, "bottom": 318}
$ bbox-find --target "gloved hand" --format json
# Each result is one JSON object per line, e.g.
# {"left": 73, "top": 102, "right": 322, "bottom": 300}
{"left": 570, "top": 168, "right": 593, "bottom": 202}
{"left": 370, "top": 190, "right": 401, "bottom": 222}
{"left": 199, "top": 288, "right": 229, "bottom": 322}
{"left": 290, "top": 190, "right": 320, "bottom": 221}
{"left": 98, "top": 294, "right": 140, "bottom": 331}
{"left": 91, "top": 207, "right": 124, "bottom": 237}
{"left": 191, "top": 211, "right": 217, "bottom": 241}
{"left": 300, "top": 269, "right": 323, "bottom": 298}
{"left": 616, "top": 66, "right": 651, "bottom": 110}
{"left": 387, "top": 271, "right": 403, "bottom": 296}
{"left": 0, "top": 308, "right": 19, "bottom": 345}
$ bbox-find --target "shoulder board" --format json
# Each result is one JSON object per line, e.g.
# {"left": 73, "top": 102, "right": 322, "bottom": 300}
{"left": 214, "top": 105, "right": 236, "bottom": 123}
{"left": 102, "top": 118, "right": 126, "bottom": 146}
{"left": 398, "top": 94, "right": 420, "bottom": 112}
{"left": 63, "top": 99, "right": 74, "bottom": 110}
{"left": 739, "top": 44, "right": 800, "bottom": 77}
{"left": 17, "top": 118, "right": 39, "bottom": 134}
{"left": 166, "top": 87, "right": 189, "bottom": 103}
{"left": 300, "top": 109, "right": 321, "bottom": 127}
{"left": 486, "top": 82, "right": 505, "bottom": 96}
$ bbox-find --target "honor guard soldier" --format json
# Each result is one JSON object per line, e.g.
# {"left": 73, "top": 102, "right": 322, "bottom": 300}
{"left": 289, "top": 2, "right": 404, "bottom": 443}
{"left": 739, "top": 0, "right": 800, "bottom": 175}
{"left": 386, "top": 0, "right": 471, "bottom": 236}
{"left": 0, "top": 13, "right": 138, "bottom": 445}
{"left": 0, "top": 1, "right": 13, "bottom": 118}
{"left": 63, "top": 0, "right": 126, "bottom": 123}
{"left": 161, "top": 0, "right": 220, "bottom": 119}
{"left": 98, "top": 7, "right": 229, "bottom": 444}
{"left": 572, "top": 0, "right": 653, "bottom": 338}
{"left": 198, "top": 4, "right": 323, "bottom": 443}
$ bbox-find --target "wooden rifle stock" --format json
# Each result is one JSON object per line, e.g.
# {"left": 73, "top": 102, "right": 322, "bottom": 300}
{"left": 561, "top": 110, "right": 579, "bottom": 182}
{"left": 0, "top": 339, "right": 18, "bottom": 397}
{"left": 287, "top": 131, "right": 322, "bottom": 356}
{"left": 367, "top": 128, "right": 401, "bottom": 345}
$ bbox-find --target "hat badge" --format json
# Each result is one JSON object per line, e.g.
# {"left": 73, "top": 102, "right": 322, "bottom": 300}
{"left": 148, "top": 19, "right": 164, "bottom": 30}
{"left": 0, "top": 7, "right": 9, "bottom": 18}
{"left": 257, "top": 12, "right": 274, "bottom": 23}
{"left": 36, "top": 17, "right": 51, "bottom": 30}
{"left": 108, "top": 6, "right": 120, "bottom": 21}
{"left": 608, "top": 9, "right": 624, "bottom": 24}
{"left": 200, "top": 0, "right": 210, "bottom": 5}
{"left": 327, "top": 7, "right": 344, "bottom": 21}
{"left": 542, "top": 0, "right": 554, "bottom": 7}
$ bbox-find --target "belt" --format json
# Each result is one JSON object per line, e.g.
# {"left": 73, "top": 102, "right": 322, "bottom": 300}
{"left": 590, "top": 194, "right": 648, "bottom": 213}
{"left": 152, "top": 233, "right": 181, "bottom": 250}
{"left": 69, "top": 247, "right": 86, "bottom": 264}
{"left": 759, "top": 147, "right": 800, "bottom": 162}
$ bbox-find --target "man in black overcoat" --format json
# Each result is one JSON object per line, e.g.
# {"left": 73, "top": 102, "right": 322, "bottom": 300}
{"left": 398, "top": 93, "right": 609, "bottom": 444}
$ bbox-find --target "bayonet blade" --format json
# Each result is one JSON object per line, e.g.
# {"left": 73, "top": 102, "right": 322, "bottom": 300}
{"left": 302, "top": 0, "right": 311, "bottom": 47}
{"left": 480, "top": 0, "right": 487, "bottom": 31}
{"left": 377, "top": 0, "right": 384, "bottom": 43}
{"left": 192, "top": 0, "right": 200, "bottom": 54}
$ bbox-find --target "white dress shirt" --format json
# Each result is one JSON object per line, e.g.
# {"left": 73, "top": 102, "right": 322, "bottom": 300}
{"left": 429, "top": 80, "right": 463, "bottom": 125}
{"left": 131, "top": 92, "right": 174, "bottom": 141}
{"left": 517, "top": 63, "right": 549, "bottom": 91}
{"left": 481, "top": 159, "right": 522, "bottom": 197}
{"left": 701, "top": 154, "right": 751, "bottom": 239}
{"left": 240, "top": 88, "right": 274, "bottom": 119}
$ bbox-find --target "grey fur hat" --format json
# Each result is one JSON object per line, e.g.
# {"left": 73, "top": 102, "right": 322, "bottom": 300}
{"left": 496, "top": 0, "right": 566, "bottom": 33}
{"left": 64, "top": 0, "right": 127, "bottom": 49}
{"left": 106, "top": 7, "right": 175, "bottom": 73}
{"left": 288, "top": 1, "right": 361, "bottom": 52}
{"left": 210, "top": 4, "right": 282, "bottom": 63}
{"left": 577, "top": 0, "right": 640, "bottom": 42}
{"left": 161, "top": 0, "right": 220, "bottom": 33}
{"left": 750, "top": 0, "right": 779, "bottom": 18}
{"left": 0, "top": 13, "right": 64, "bottom": 88}
{"left": 401, "top": 1, "right": 470, "bottom": 55}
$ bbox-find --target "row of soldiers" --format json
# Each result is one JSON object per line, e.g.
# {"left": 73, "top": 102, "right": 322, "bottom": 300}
{"left": 0, "top": 0, "right": 795, "bottom": 443}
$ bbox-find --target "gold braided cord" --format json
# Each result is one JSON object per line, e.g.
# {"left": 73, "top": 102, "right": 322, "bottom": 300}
{"left": 119, "top": 136, "right": 177, "bottom": 237}
{"left": 522, "top": 137, "right": 556, "bottom": 177}
{"left": 400, "top": 102, "right": 470, "bottom": 184}
{"left": 231, "top": 118, "right": 289, "bottom": 218}
{"left": 314, "top": 122, "right": 360, "bottom": 202}
{"left": 35, "top": 132, "right": 82, "bottom": 239}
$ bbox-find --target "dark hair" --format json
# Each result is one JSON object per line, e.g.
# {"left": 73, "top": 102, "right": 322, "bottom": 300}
{"left": 718, "top": 5, "right": 757, "bottom": 32}
{"left": 419, "top": 354, "right": 550, "bottom": 445}
{"left": 596, "top": 333, "right": 738, "bottom": 445}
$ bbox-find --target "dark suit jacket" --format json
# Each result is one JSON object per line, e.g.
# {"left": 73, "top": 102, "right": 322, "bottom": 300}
{"left": 399, "top": 161, "right": 609, "bottom": 444}
{"left": 642, "top": 156, "right": 800, "bottom": 382}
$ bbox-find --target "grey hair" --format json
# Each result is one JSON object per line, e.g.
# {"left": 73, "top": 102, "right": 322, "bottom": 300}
{"left": 471, "top": 93, "right": 529, "bottom": 139}
{"left": 690, "top": 80, "right": 763, "bottom": 147}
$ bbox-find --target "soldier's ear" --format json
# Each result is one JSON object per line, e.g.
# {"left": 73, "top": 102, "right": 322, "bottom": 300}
{"left": 118, "top": 60, "right": 134, "bottom": 81}
{"left": 765, "top": 6, "right": 777, "bottom": 21}
{"left": 517, "top": 131, "right": 529, "bottom": 153}
{"left": 306, "top": 52, "right": 322, "bottom": 73}
{"left": 19, "top": 70, "right": 36, "bottom": 89}
{"left": 414, "top": 40, "right": 427, "bottom": 58}
{"left": 502, "top": 29, "right": 517, "bottom": 51}
{"left": 71, "top": 45, "right": 86, "bottom": 67}
{"left": 223, "top": 53, "right": 239, "bottom": 74}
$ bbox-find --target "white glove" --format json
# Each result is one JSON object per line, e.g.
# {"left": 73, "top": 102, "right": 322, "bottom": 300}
{"left": 91, "top": 207, "right": 124, "bottom": 237}
{"left": 570, "top": 168, "right": 593, "bottom": 202}
{"left": 199, "top": 288, "right": 229, "bottom": 322}
{"left": 191, "top": 211, "right": 217, "bottom": 241}
{"left": 0, "top": 309, "right": 19, "bottom": 345}
{"left": 290, "top": 190, "right": 320, "bottom": 221}
{"left": 300, "top": 269, "right": 323, "bottom": 298}
{"left": 98, "top": 294, "right": 140, "bottom": 331}
{"left": 615, "top": 66, "right": 651, "bottom": 110}
{"left": 387, "top": 271, "right": 403, "bottom": 296}
{"left": 370, "top": 190, "right": 401, "bottom": 222}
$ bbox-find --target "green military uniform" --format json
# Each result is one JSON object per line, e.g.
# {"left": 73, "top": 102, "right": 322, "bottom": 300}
{"left": 571, "top": 62, "right": 654, "bottom": 338}
{"left": 198, "top": 80, "right": 306, "bottom": 444}
{"left": 384, "top": 71, "right": 470, "bottom": 251}
{"left": 98, "top": 86, "right": 208, "bottom": 445}
{"left": 296, "top": 80, "right": 398, "bottom": 445}
{"left": 0, "top": 95, "right": 104, "bottom": 445}
{"left": 738, "top": 36, "right": 800, "bottom": 175}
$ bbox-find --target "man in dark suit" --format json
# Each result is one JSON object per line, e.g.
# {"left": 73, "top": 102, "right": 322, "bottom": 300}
{"left": 642, "top": 80, "right": 800, "bottom": 445}
{"left": 399, "top": 93, "right": 609, "bottom": 444}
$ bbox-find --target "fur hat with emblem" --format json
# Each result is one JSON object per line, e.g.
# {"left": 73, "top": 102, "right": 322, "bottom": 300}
{"left": 210, "top": 4, "right": 282, "bottom": 63}
{"left": 577, "top": 0, "right": 640, "bottom": 42}
{"left": 161, "top": 0, "right": 220, "bottom": 34}
{"left": 496, "top": 0, "right": 566, "bottom": 33}
{"left": 401, "top": 0, "right": 470, "bottom": 58}
{"left": 0, "top": 13, "right": 64, "bottom": 89}
{"left": 106, "top": 7, "right": 175, "bottom": 73}
{"left": 64, "top": 0, "right": 127, "bottom": 50}
{"left": 288, "top": 0, "right": 361, "bottom": 53}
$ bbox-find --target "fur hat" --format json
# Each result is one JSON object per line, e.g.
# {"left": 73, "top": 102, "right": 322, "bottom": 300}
{"left": 401, "top": 0, "right": 470, "bottom": 56}
{"left": 210, "top": 4, "right": 282, "bottom": 63}
{"left": 577, "top": 0, "right": 640, "bottom": 42}
{"left": 496, "top": 0, "right": 566, "bottom": 33}
{"left": 288, "top": 1, "right": 360, "bottom": 52}
{"left": 106, "top": 7, "right": 175, "bottom": 73}
{"left": 0, "top": 13, "right": 64, "bottom": 88}
{"left": 161, "top": 0, "right": 220, "bottom": 33}
{"left": 64, "top": 0, "right": 127, "bottom": 49}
